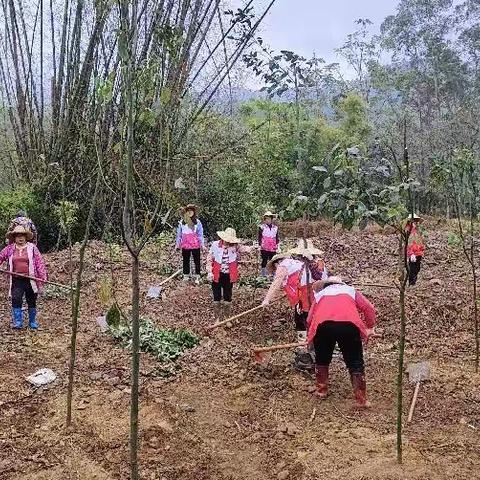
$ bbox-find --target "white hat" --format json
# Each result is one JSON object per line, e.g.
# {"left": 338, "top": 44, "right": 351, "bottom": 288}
{"left": 313, "top": 276, "right": 345, "bottom": 292}
{"left": 263, "top": 211, "right": 276, "bottom": 218}
{"left": 306, "top": 239, "right": 324, "bottom": 256}
{"left": 288, "top": 239, "right": 317, "bottom": 260}
{"left": 217, "top": 227, "right": 241, "bottom": 244}
{"left": 408, "top": 213, "right": 423, "bottom": 221}
{"left": 266, "top": 253, "right": 291, "bottom": 273}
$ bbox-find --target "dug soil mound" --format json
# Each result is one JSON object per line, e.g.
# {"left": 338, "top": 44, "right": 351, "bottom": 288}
{"left": 1, "top": 221, "right": 479, "bottom": 480}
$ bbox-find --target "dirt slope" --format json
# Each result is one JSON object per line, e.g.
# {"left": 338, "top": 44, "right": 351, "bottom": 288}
{"left": 0, "top": 221, "right": 479, "bottom": 480}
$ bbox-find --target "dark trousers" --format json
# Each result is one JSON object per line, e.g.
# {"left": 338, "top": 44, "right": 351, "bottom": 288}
{"left": 313, "top": 321, "right": 364, "bottom": 374}
{"left": 182, "top": 248, "right": 201, "bottom": 275}
{"left": 212, "top": 272, "right": 233, "bottom": 302}
{"left": 260, "top": 250, "right": 275, "bottom": 269}
{"left": 408, "top": 257, "right": 422, "bottom": 286}
{"left": 294, "top": 307, "right": 308, "bottom": 331}
{"left": 11, "top": 277, "right": 37, "bottom": 309}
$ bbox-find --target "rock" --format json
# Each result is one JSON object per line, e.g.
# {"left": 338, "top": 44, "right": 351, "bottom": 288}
{"left": 429, "top": 278, "right": 443, "bottom": 286}
{"left": 179, "top": 404, "right": 195, "bottom": 413}
{"left": 251, "top": 432, "right": 263, "bottom": 441}
{"left": 106, "top": 376, "right": 121, "bottom": 386}
{"left": 226, "top": 321, "right": 233, "bottom": 328}
{"left": 277, "top": 425, "right": 288, "bottom": 434}
{"left": 286, "top": 423, "right": 299, "bottom": 436}
{"left": 306, "top": 385, "right": 317, "bottom": 394}
{"left": 89, "top": 372, "right": 103, "bottom": 381}
{"left": 323, "top": 438, "right": 330, "bottom": 445}
{"left": 277, "top": 470, "right": 290, "bottom": 480}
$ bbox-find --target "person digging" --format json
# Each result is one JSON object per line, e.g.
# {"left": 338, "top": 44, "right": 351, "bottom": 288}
{"left": 307, "top": 276, "right": 376, "bottom": 408}
{"left": 261, "top": 241, "right": 322, "bottom": 372}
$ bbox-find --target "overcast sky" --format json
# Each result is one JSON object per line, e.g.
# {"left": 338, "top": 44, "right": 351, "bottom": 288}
{"left": 253, "top": 0, "right": 401, "bottom": 71}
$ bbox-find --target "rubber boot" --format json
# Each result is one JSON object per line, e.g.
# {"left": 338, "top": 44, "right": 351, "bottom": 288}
{"left": 213, "top": 301, "right": 222, "bottom": 321}
{"left": 28, "top": 308, "right": 38, "bottom": 330}
{"left": 260, "top": 267, "right": 267, "bottom": 277}
{"left": 351, "top": 372, "right": 371, "bottom": 408}
{"left": 182, "top": 274, "right": 190, "bottom": 282}
{"left": 12, "top": 308, "right": 23, "bottom": 329}
{"left": 223, "top": 302, "right": 232, "bottom": 327}
{"left": 315, "top": 365, "right": 329, "bottom": 399}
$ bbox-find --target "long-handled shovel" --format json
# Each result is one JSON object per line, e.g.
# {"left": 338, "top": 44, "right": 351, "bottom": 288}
{"left": 205, "top": 296, "right": 284, "bottom": 333}
{"left": 252, "top": 341, "right": 307, "bottom": 363}
{"left": 0, "top": 269, "right": 85, "bottom": 293}
{"left": 407, "top": 361, "right": 431, "bottom": 423}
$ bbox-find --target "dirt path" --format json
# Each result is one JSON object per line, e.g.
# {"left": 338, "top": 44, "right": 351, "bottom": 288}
{"left": 1, "top": 224, "right": 479, "bottom": 479}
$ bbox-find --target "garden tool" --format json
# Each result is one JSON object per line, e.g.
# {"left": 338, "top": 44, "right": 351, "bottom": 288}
{"left": 252, "top": 341, "right": 308, "bottom": 363}
{"left": 407, "top": 361, "right": 431, "bottom": 423}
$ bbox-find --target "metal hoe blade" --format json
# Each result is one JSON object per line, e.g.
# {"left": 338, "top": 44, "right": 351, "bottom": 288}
{"left": 407, "top": 361, "right": 430, "bottom": 385}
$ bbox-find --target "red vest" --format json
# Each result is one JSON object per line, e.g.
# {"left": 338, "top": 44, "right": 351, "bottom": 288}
{"left": 211, "top": 241, "right": 239, "bottom": 283}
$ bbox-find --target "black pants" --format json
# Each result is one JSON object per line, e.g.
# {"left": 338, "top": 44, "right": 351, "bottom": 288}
{"left": 182, "top": 248, "right": 201, "bottom": 275}
{"left": 313, "top": 321, "right": 364, "bottom": 374}
{"left": 294, "top": 307, "right": 308, "bottom": 331}
{"left": 212, "top": 272, "right": 233, "bottom": 302}
{"left": 408, "top": 257, "right": 422, "bottom": 286}
{"left": 11, "top": 277, "right": 37, "bottom": 309}
{"left": 260, "top": 250, "right": 276, "bottom": 269}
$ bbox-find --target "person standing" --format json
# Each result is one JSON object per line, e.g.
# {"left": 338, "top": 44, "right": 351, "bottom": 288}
{"left": 175, "top": 204, "right": 205, "bottom": 283}
{"left": 307, "top": 276, "right": 376, "bottom": 408}
{"left": 258, "top": 211, "right": 279, "bottom": 277}
{"left": 406, "top": 214, "right": 425, "bottom": 286}
{"left": 0, "top": 226, "right": 48, "bottom": 329}
{"left": 206, "top": 228, "right": 245, "bottom": 321}
{"left": 6, "top": 210, "right": 38, "bottom": 245}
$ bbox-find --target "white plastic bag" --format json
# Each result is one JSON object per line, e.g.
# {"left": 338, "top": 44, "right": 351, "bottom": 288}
{"left": 26, "top": 368, "right": 57, "bottom": 387}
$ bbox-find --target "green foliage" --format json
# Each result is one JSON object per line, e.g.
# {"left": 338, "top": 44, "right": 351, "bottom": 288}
{"left": 447, "top": 232, "right": 462, "bottom": 247}
{"left": 54, "top": 200, "right": 79, "bottom": 234}
{"left": 237, "top": 275, "right": 270, "bottom": 288}
{"left": 42, "top": 284, "right": 71, "bottom": 300}
{"left": 106, "top": 303, "right": 121, "bottom": 329}
{"left": 109, "top": 318, "right": 199, "bottom": 364}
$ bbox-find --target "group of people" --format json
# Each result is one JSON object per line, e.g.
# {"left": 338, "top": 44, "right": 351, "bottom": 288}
{"left": 176, "top": 204, "right": 426, "bottom": 407}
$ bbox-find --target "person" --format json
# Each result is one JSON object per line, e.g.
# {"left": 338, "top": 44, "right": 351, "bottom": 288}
{"left": 206, "top": 228, "right": 249, "bottom": 321}
{"left": 6, "top": 210, "right": 38, "bottom": 245}
{"left": 0, "top": 226, "right": 48, "bottom": 329}
{"left": 262, "top": 240, "right": 328, "bottom": 371}
{"left": 175, "top": 204, "right": 205, "bottom": 283}
{"left": 406, "top": 214, "right": 425, "bottom": 286}
{"left": 307, "top": 276, "right": 376, "bottom": 408}
{"left": 305, "top": 239, "right": 328, "bottom": 281}
{"left": 258, "top": 211, "right": 280, "bottom": 277}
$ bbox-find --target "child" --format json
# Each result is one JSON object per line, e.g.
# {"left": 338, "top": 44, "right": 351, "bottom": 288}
{"left": 406, "top": 214, "right": 425, "bottom": 286}
{"left": 6, "top": 210, "right": 38, "bottom": 245}
{"left": 206, "top": 228, "right": 248, "bottom": 321}
{"left": 258, "top": 211, "right": 279, "bottom": 277}
{"left": 0, "top": 226, "right": 47, "bottom": 329}
{"left": 175, "top": 204, "right": 205, "bottom": 283}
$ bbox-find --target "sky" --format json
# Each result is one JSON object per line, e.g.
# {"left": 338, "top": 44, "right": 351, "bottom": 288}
{"left": 250, "top": 0, "right": 401, "bottom": 74}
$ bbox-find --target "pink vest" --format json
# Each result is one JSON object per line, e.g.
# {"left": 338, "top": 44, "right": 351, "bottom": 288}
{"left": 260, "top": 224, "right": 278, "bottom": 252}
{"left": 180, "top": 223, "right": 200, "bottom": 249}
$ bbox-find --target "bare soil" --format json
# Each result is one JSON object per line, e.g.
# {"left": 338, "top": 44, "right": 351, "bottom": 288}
{"left": 1, "top": 221, "right": 479, "bottom": 480}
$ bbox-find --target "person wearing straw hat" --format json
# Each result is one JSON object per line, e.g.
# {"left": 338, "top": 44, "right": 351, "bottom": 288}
{"left": 6, "top": 210, "right": 38, "bottom": 245}
{"left": 206, "top": 227, "right": 249, "bottom": 320}
{"left": 262, "top": 240, "right": 327, "bottom": 371}
{"left": 307, "top": 276, "right": 376, "bottom": 408}
{"left": 0, "top": 226, "right": 47, "bottom": 329}
{"left": 175, "top": 204, "right": 205, "bottom": 283}
{"left": 406, "top": 213, "right": 425, "bottom": 286}
{"left": 258, "top": 211, "right": 280, "bottom": 277}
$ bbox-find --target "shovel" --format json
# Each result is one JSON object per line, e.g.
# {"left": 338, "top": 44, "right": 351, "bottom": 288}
{"left": 407, "top": 361, "right": 430, "bottom": 423}
{"left": 252, "top": 341, "right": 307, "bottom": 363}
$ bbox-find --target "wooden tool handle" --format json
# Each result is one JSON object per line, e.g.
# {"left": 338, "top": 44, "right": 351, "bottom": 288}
{"left": 252, "top": 341, "right": 307, "bottom": 354}
{"left": 206, "top": 296, "right": 283, "bottom": 332}
{"left": 0, "top": 268, "right": 83, "bottom": 293}
{"left": 407, "top": 381, "right": 421, "bottom": 423}
{"left": 158, "top": 269, "right": 182, "bottom": 287}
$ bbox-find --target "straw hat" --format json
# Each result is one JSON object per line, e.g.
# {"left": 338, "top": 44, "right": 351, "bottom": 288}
{"left": 313, "top": 275, "right": 344, "bottom": 292}
{"left": 407, "top": 213, "right": 423, "bottom": 222}
{"left": 7, "top": 225, "right": 33, "bottom": 242}
{"left": 306, "top": 239, "right": 324, "bottom": 256}
{"left": 288, "top": 239, "right": 315, "bottom": 260}
{"left": 217, "top": 227, "right": 240, "bottom": 244}
{"left": 266, "top": 252, "right": 290, "bottom": 273}
{"left": 263, "top": 211, "right": 276, "bottom": 218}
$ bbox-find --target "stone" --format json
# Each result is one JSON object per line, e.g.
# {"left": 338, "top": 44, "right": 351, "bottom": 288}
{"left": 277, "top": 470, "right": 290, "bottom": 480}
{"left": 286, "top": 423, "right": 299, "bottom": 436}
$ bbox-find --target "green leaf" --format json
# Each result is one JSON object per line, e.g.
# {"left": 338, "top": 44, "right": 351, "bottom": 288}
{"left": 106, "top": 303, "right": 121, "bottom": 329}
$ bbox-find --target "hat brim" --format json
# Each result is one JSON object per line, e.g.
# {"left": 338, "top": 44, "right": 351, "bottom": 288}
{"left": 8, "top": 230, "right": 33, "bottom": 242}
{"left": 266, "top": 253, "right": 290, "bottom": 272}
{"left": 288, "top": 247, "right": 313, "bottom": 260}
{"left": 217, "top": 231, "right": 240, "bottom": 244}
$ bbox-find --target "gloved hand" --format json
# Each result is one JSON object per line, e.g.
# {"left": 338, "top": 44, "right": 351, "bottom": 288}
{"left": 410, "top": 254, "right": 417, "bottom": 262}
{"left": 207, "top": 272, "right": 213, "bottom": 282}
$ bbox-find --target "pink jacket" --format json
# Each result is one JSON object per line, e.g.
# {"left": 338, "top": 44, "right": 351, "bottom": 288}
{"left": 0, "top": 243, "right": 48, "bottom": 294}
{"left": 307, "top": 284, "right": 376, "bottom": 343}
